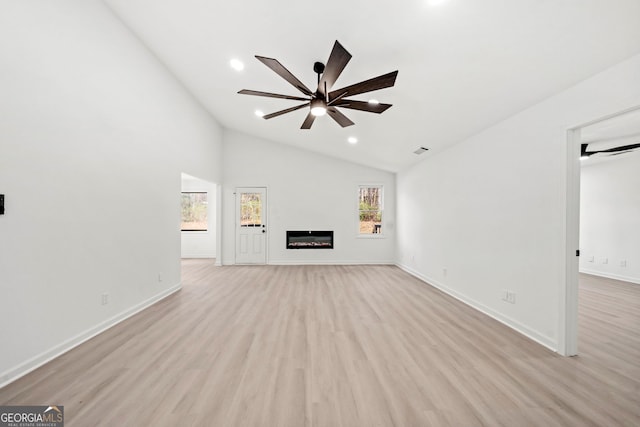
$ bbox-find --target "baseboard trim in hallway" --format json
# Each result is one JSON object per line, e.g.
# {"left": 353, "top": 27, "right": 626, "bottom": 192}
{"left": 0, "top": 283, "right": 181, "bottom": 389}
{"left": 396, "top": 263, "right": 557, "bottom": 352}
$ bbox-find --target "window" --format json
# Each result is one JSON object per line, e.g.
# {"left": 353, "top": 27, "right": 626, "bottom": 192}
{"left": 358, "top": 185, "right": 383, "bottom": 235}
{"left": 239, "top": 192, "right": 263, "bottom": 227}
{"left": 181, "top": 192, "right": 208, "bottom": 231}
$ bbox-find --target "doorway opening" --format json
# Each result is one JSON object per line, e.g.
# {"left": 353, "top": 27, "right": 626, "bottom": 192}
{"left": 564, "top": 106, "right": 640, "bottom": 356}
{"left": 181, "top": 173, "right": 221, "bottom": 266}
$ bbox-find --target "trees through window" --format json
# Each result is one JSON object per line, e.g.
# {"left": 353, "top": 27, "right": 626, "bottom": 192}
{"left": 239, "top": 192, "right": 263, "bottom": 227}
{"left": 359, "top": 186, "right": 383, "bottom": 234}
{"left": 181, "top": 192, "right": 208, "bottom": 231}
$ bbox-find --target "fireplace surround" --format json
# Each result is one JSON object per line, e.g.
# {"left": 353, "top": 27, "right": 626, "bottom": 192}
{"left": 286, "top": 230, "right": 334, "bottom": 249}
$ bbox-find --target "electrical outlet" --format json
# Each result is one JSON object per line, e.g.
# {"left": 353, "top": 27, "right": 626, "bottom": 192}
{"left": 602, "top": 258, "right": 608, "bottom": 264}
{"left": 620, "top": 260, "right": 627, "bottom": 268}
{"left": 101, "top": 293, "right": 109, "bottom": 305}
{"left": 588, "top": 256, "right": 594, "bottom": 263}
{"left": 158, "top": 272, "right": 163, "bottom": 282}
{"left": 502, "top": 290, "right": 516, "bottom": 304}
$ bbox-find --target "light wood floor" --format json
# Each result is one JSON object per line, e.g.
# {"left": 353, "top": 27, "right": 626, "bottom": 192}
{"left": 1, "top": 262, "right": 639, "bottom": 426}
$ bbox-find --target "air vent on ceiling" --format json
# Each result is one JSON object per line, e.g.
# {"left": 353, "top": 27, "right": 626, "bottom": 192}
{"left": 413, "top": 146, "right": 429, "bottom": 155}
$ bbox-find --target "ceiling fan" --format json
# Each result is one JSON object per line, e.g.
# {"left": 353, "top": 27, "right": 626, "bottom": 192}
{"left": 581, "top": 142, "right": 640, "bottom": 158}
{"left": 238, "top": 40, "right": 398, "bottom": 129}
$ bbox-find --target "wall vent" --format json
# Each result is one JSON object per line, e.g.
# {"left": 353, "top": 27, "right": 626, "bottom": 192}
{"left": 413, "top": 146, "right": 429, "bottom": 155}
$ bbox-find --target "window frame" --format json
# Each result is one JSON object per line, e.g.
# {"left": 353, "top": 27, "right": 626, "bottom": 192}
{"left": 357, "top": 184, "right": 385, "bottom": 238}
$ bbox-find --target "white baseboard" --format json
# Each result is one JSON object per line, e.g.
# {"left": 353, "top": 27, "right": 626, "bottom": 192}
{"left": 579, "top": 268, "right": 640, "bottom": 285}
{"left": 395, "top": 263, "right": 557, "bottom": 352}
{"left": 268, "top": 260, "right": 395, "bottom": 266}
{"left": 0, "top": 283, "right": 181, "bottom": 389}
{"left": 180, "top": 253, "right": 216, "bottom": 259}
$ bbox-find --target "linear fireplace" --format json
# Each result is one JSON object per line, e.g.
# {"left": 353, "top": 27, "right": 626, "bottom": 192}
{"left": 286, "top": 230, "right": 334, "bottom": 249}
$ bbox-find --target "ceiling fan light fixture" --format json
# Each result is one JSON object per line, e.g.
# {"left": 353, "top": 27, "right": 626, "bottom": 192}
{"left": 310, "top": 99, "right": 327, "bottom": 117}
{"left": 311, "top": 107, "right": 327, "bottom": 117}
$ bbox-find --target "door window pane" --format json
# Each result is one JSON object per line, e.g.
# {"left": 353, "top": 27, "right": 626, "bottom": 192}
{"left": 240, "top": 193, "right": 262, "bottom": 227}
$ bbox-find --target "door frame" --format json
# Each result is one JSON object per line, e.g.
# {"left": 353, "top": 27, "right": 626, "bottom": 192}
{"left": 561, "top": 127, "right": 581, "bottom": 356}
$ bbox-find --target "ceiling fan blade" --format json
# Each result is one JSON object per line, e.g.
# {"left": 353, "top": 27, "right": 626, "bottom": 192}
{"left": 327, "top": 90, "right": 349, "bottom": 106}
{"left": 327, "top": 107, "right": 355, "bottom": 127}
{"left": 300, "top": 112, "right": 316, "bottom": 129}
{"left": 332, "top": 99, "right": 392, "bottom": 114}
{"left": 584, "top": 142, "right": 640, "bottom": 157}
{"left": 318, "top": 41, "right": 351, "bottom": 95}
{"left": 328, "top": 70, "right": 398, "bottom": 102}
{"left": 238, "top": 89, "right": 309, "bottom": 101}
{"left": 581, "top": 143, "right": 589, "bottom": 157}
{"left": 255, "top": 56, "right": 312, "bottom": 96}
{"left": 599, "top": 142, "right": 640, "bottom": 153}
{"left": 263, "top": 102, "right": 309, "bottom": 120}
{"left": 607, "top": 150, "right": 634, "bottom": 156}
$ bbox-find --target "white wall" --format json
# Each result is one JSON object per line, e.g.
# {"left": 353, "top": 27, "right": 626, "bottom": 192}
{"left": 396, "top": 53, "right": 640, "bottom": 352}
{"left": 181, "top": 174, "right": 217, "bottom": 259}
{"left": 221, "top": 130, "right": 396, "bottom": 265}
{"left": 0, "top": 1, "right": 222, "bottom": 385}
{"left": 580, "top": 151, "right": 640, "bottom": 284}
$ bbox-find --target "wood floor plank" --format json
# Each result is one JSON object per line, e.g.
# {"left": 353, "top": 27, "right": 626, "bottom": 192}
{"left": 1, "top": 263, "right": 639, "bottom": 426}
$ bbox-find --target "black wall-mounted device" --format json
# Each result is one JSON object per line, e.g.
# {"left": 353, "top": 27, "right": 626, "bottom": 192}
{"left": 0, "top": 194, "right": 4, "bottom": 215}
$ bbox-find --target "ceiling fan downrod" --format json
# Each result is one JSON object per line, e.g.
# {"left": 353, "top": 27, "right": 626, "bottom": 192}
{"left": 313, "top": 61, "right": 325, "bottom": 85}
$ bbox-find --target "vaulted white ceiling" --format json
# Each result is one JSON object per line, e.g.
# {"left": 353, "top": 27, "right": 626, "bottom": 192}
{"left": 105, "top": 0, "right": 640, "bottom": 172}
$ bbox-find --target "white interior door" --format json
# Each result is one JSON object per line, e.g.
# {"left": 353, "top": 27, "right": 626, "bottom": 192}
{"left": 235, "top": 187, "right": 267, "bottom": 264}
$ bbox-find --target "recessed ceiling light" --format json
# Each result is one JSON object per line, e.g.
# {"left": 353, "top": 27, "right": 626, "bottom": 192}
{"left": 230, "top": 58, "right": 244, "bottom": 71}
{"left": 348, "top": 137, "right": 358, "bottom": 144}
{"left": 368, "top": 99, "right": 380, "bottom": 105}
{"left": 255, "top": 110, "right": 264, "bottom": 117}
